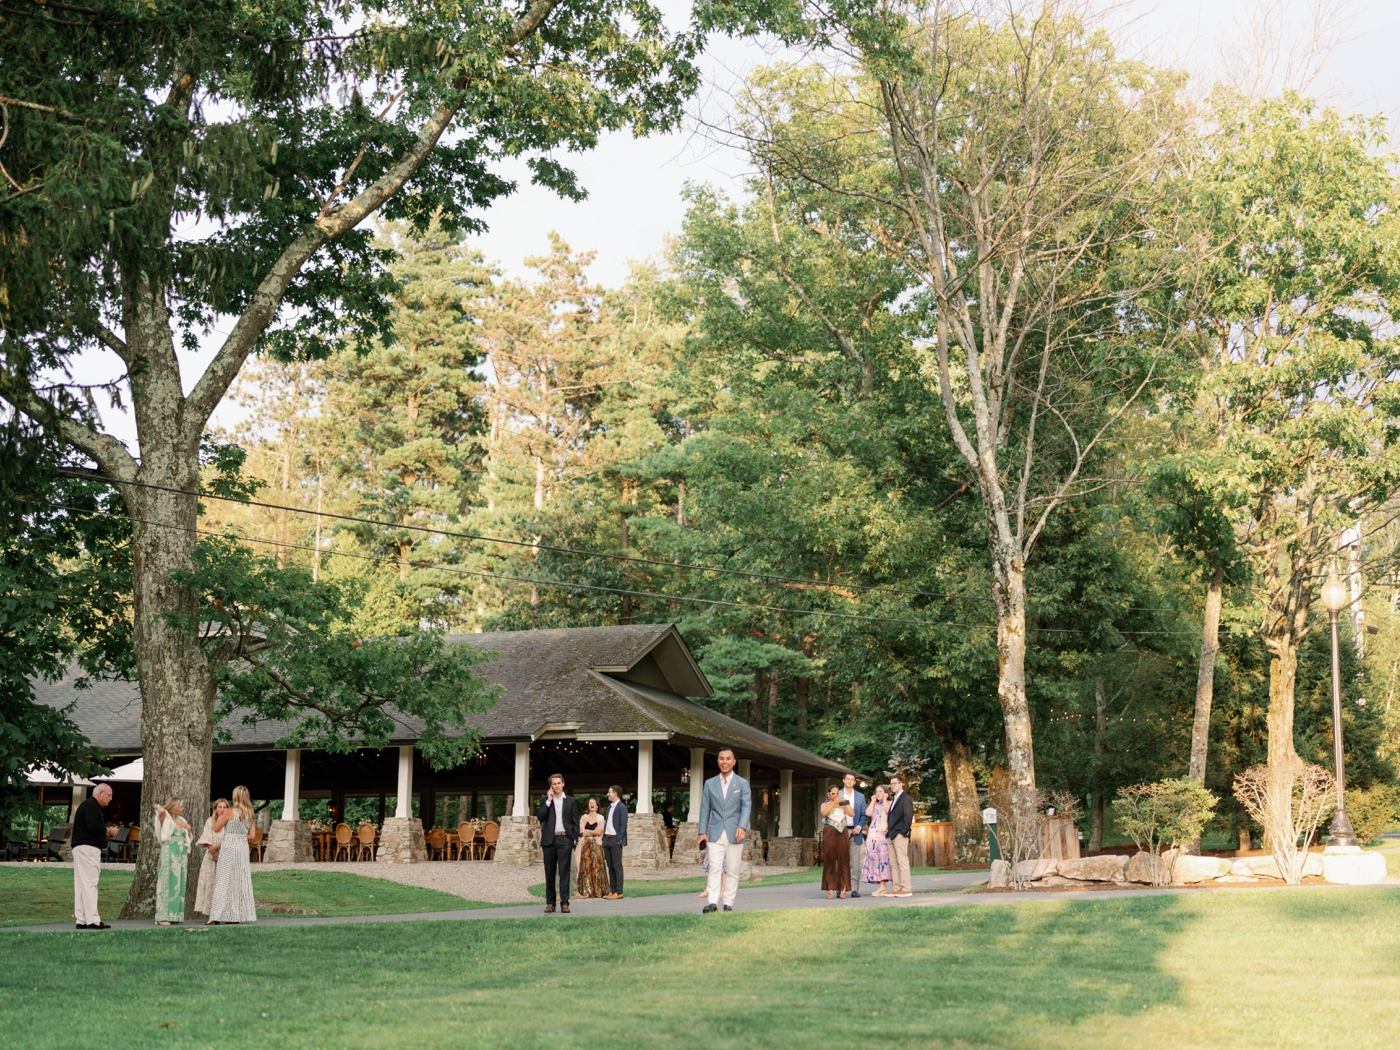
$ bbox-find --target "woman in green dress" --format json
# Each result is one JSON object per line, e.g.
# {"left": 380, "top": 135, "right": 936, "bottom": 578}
{"left": 152, "top": 798, "right": 193, "bottom": 925}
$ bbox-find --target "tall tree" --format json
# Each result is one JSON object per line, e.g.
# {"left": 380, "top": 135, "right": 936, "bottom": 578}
{"left": 0, "top": 0, "right": 704, "bottom": 914}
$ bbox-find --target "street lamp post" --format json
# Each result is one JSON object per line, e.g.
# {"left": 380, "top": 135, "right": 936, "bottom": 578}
{"left": 1320, "top": 567, "right": 1358, "bottom": 848}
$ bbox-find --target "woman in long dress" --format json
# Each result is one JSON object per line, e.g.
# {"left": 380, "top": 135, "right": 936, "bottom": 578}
{"left": 207, "top": 786, "right": 257, "bottom": 925}
{"left": 194, "top": 798, "right": 228, "bottom": 916}
{"left": 820, "top": 783, "right": 853, "bottom": 899}
{"left": 575, "top": 797, "right": 608, "bottom": 899}
{"left": 152, "top": 798, "right": 193, "bottom": 925}
{"left": 861, "top": 785, "right": 893, "bottom": 896}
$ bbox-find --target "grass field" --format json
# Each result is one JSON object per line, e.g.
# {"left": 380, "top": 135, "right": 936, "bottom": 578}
{"left": 0, "top": 866, "right": 485, "bottom": 926}
{"left": 4, "top": 887, "right": 1400, "bottom": 1048}
{"left": 527, "top": 865, "right": 953, "bottom": 898}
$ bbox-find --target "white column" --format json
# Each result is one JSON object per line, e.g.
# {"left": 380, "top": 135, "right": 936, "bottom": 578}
{"left": 689, "top": 747, "right": 705, "bottom": 820}
{"left": 69, "top": 784, "right": 87, "bottom": 822}
{"left": 281, "top": 748, "right": 301, "bottom": 821}
{"left": 394, "top": 746, "right": 414, "bottom": 820}
{"left": 636, "top": 740, "right": 654, "bottom": 814}
{"left": 778, "top": 769, "right": 793, "bottom": 837}
{"left": 512, "top": 742, "right": 529, "bottom": 817}
{"left": 736, "top": 758, "right": 751, "bottom": 781}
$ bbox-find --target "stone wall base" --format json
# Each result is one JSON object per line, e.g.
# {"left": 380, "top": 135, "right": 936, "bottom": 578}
{"left": 742, "top": 827, "right": 764, "bottom": 866}
{"left": 493, "top": 814, "right": 541, "bottom": 866}
{"left": 988, "top": 847, "right": 1378, "bottom": 888}
{"left": 672, "top": 821, "right": 702, "bottom": 866}
{"left": 376, "top": 817, "right": 427, "bottom": 863}
{"left": 767, "top": 836, "right": 817, "bottom": 867}
{"left": 264, "top": 819, "right": 313, "bottom": 863}
{"left": 622, "top": 812, "right": 671, "bottom": 870}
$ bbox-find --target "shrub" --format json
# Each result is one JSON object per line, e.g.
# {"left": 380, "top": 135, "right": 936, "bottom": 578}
{"left": 1112, "top": 779, "right": 1218, "bottom": 886}
{"left": 1345, "top": 784, "right": 1400, "bottom": 846}
{"left": 1233, "top": 760, "right": 1334, "bottom": 884}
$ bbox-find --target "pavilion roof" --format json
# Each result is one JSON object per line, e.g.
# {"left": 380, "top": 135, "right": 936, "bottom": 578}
{"left": 31, "top": 623, "right": 854, "bottom": 778}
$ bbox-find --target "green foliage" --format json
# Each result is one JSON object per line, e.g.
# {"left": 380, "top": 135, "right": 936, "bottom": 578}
{"left": 1112, "top": 779, "right": 1219, "bottom": 862}
{"left": 1345, "top": 785, "right": 1400, "bottom": 846}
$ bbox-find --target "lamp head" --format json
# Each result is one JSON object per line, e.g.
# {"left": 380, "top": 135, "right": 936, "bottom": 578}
{"left": 1321, "top": 566, "right": 1348, "bottom": 614}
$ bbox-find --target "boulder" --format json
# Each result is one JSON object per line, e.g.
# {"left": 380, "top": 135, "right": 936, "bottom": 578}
{"left": 1058, "top": 855, "right": 1129, "bottom": 882}
{"left": 1014, "top": 858, "right": 1058, "bottom": 883}
{"left": 1322, "top": 848, "right": 1388, "bottom": 886}
{"left": 1126, "top": 849, "right": 1177, "bottom": 884}
{"left": 1032, "top": 875, "right": 1081, "bottom": 887}
{"left": 1230, "top": 855, "right": 1281, "bottom": 879}
{"left": 1213, "top": 874, "right": 1260, "bottom": 883}
{"left": 988, "top": 859, "right": 1011, "bottom": 888}
{"left": 1170, "top": 854, "right": 1233, "bottom": 884}
{"left": 1302, "top": 852, "right": 1324, "bottom": 878}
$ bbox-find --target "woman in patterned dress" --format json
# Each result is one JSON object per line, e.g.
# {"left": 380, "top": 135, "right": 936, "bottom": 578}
{"left": 152, "top": 798, "right": 193, "bottom": 925}
{"left": 575, "top": 797, "right": 608, "bottom": 899}
{"left": 207, "top": 786, "right": 258, "bottom": 925}
{"left": 861, "top": 784, "right": 893, "bottom": 895}
{"left": 194, "top": 798, "right": 228, "bottom": 916}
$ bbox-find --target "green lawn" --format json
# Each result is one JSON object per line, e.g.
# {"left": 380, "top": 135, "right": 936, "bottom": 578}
{"left": 6, "top": 888, "right": 1400, "bottom": 1048}
{"left": 528, "top": 865, "right": 956, "bottom": 898}
{"left": 0, "top": 866, "right": 485, "bottom": 925}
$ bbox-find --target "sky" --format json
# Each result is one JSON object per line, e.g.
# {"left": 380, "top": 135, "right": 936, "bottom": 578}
{"left": 58, "top": 0, "right": 1400, "bottom": 448}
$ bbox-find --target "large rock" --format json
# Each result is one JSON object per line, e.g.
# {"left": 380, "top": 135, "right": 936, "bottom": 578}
{"left": 1014, "top": 858, "right": 1058, "bottom": 882}
{"left": 988, "top": 859, "right": 1011, "bottom": 888}
{"left": 1058, "top": 855, "right": 1129, "bottom": 882}
{"left": 1322, "top": 847, "right": 1388, "bottom": 885}
{"left": 1231, "top": 855, "right": 1282, "bottom": 879}
{"left": 1170, "top": 854, "right": 1233, "bottom": 884}
{"left": 1126, "top": 849, "right": 1177, "bottom": 884}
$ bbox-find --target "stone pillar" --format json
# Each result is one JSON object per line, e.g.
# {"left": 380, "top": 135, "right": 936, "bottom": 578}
{"left": 636, "top": 739, "right": 654, "bottom": 814}
{"left": 395, "top": 745, "right": 414, "bottom": 819}
{"left": 778, "top": 769, "right": 793, "bottom": 837}
{"left": 376, "top": 817, "right": 427, "bottom": 863}
{"left": 512, "top": 742, "right": 529, "bottom": 817}
{"left": 264, "top": 820, "right": 313, "bottom": 863}
{"left": 622, "top": 811, "right": 671, "bottom": 871}
{"left": 688, "top": 747, "right": 705, "bottom": 820}
{"left": 493, "top": 814, "right": 541, "bottom": 866}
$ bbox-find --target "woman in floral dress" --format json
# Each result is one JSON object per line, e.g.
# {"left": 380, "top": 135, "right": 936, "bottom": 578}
{"left": 152, "top": 798, "right": 192, "bottom": 925}
{"left": 575, "top": 797, "right": 608, "bottom": 899}
{"left": 861, "top": 784, "right": 893, "bottom": 895}
{"left": 207, "top": 786, "right": 258, "bottom": 925}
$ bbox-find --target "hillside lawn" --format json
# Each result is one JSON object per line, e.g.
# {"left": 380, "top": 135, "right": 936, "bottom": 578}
{"left": 3, "top": 887, "right": 1400, "bottom": 1048}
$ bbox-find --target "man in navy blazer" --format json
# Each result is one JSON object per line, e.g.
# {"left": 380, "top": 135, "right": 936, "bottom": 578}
{"left": 602, "top": 784, "right": 628, "bottom": 899}
{"left": 696, "top": 746, "right": 751, "bottom": 913}
{"left": 841, "top": 772, "right": 868, "bottom": 897}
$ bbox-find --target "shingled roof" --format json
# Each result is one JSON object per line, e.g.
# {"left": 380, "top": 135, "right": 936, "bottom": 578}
{"left": 32, "top": 623, "right": 852, "bottom": 778}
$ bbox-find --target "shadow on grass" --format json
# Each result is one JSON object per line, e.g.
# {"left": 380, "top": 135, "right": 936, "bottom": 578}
{"left": 0, "top": 894, "right": 1192, "bottom": 1050}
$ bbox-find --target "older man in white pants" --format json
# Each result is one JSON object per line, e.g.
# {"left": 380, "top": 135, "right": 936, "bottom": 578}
{"left": 696, "top": 747, "right": 752, "bottom": 913}
{"left": 71, "top": 783, "right": 117, "bottom": 929}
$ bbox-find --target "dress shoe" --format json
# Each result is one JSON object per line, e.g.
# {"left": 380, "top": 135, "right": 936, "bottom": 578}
{"left": 76, "top": 923, "right": 92, "bottom": 930}
{"left": 702, "top": 903, "right": 718, "bottom": 914}
{"left": 94, "top": 922, "right": 111, "bottom": 929}
{"left": 723, "top": 905, "right": 733, "bottom": 912}
{"left": 561, "top": 903, "right": 570, "bottom": 913}
{"left": 850, "top": 891, "right": 860, "bottom": 898}
{"left": 544, "top": 904, "right": 556, "bottom": 913}
{"left": 892, "top": 891, "right": 913, "bottom": 898}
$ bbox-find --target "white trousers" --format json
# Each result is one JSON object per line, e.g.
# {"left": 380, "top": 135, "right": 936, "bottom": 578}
{"left": 73, "top": 845, "right": 102, "bottom": 925}
{"left": 705, "top": 834, "right": 744, "bottom": 907}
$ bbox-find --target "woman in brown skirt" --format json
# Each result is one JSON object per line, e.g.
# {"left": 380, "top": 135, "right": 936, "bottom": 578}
{"left": 820, "top": 783, "right": 854, "bottom": 899}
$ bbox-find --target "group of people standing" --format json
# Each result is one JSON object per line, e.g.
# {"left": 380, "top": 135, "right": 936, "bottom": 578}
{"left": 818, "top": 772, "right": 915, "bottom": 899}
{"left": 536, "top": 777, "right": 631, "bottom": 912}
{"left": 70, "top": 783, "right": 261, "bottom": 928}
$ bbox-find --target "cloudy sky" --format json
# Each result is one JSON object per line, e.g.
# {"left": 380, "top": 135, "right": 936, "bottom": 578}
{"left": 62, "top": 0, "right": 1400, "bottom": 446}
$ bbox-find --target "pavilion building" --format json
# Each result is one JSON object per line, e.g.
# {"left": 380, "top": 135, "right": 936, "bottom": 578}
{"left": 34, "top": 623, "right": 850, "bottom": 867}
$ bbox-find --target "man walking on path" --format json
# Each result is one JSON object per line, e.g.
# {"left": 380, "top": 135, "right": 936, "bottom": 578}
{"left": 537, "top": 774, "right": 579, "bottom": 914}
{"left": 886, "top": 775, "right": 914, "bottom": 898}
{"left": 602, "top": 785, "right": 628, "bottom": 900}
{"left": 696, "top": 747, "right": 751, "bottom": 913}
{"left": 72, "top": 784, "right": 117, "bottom": 929}
{"left": 842, "top": 773, "right": 867, "bottom": 898}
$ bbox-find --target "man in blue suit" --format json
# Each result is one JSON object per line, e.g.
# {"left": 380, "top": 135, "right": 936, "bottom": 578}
{"left": 841, "top": 772, "right": 868, "bottom": 898}
{"left": 602, "top": 784, "right": 628, "bottom": 899}
{"left": 696, "top": 746, "right": 751, "bottom": 913}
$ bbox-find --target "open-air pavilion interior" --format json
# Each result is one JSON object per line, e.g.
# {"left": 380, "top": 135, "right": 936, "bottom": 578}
{"left": 33, "top": 623, "right": 854, "bottom": 868}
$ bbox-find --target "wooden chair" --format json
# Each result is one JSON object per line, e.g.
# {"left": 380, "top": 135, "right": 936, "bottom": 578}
{"left": 455, "top": 822, "right": 476, "bottom": 860}
{"left": 332, "top": 822, "right": 354, "bottom": 862}
{"left": 355, "top": 824, "right": 376, "bottom": 861}
{"left": 126, "top": 825, "right": 141, "bottom": 863}
{"left": 427, "top": 828, "right": 447, "bottom": 861}
{"left": 480, "top": 821, "right": 499, "bottom": 861}
{"left": 247, "top": 824, "right": 263, "bottom": 862}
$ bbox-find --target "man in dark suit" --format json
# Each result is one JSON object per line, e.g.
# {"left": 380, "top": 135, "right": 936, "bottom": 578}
{"left": 602, "top": 784, "right": 628, "bottom": 899}
{"left": 886, "top": 774, "right": 915, "bottom": 897}
{"left": 536, "top": 773, "right": 580, "bottom": 913}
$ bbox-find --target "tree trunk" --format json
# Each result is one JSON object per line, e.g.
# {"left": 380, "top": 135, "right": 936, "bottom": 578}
{"left": 1089, "top": 677, "right": 1107, "bottom": 852}
{"left": 749, "top": 671, "right": 765, "bottom": 729}
{"left": 767, "top": 674, "right": 780, "bottom": 735}
{"left": 940, "top": 732, "right": 983, "bottom": 862}
{"left": 991, "top": 551, "right": 1037, "bottom": 830}
{"left": 1089, "top": 791, "right": 1104, "bottom": 852}
{"left": 1263, "top": 640, "right": 1302, "bottom": 851}
{"left": 1189, "top": 568, "right": 1224, "bottom": 784}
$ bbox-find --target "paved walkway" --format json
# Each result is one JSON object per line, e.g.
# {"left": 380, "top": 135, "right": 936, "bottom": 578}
{"left": 10, "top": 870, "right": 1373, "bottom": 933}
